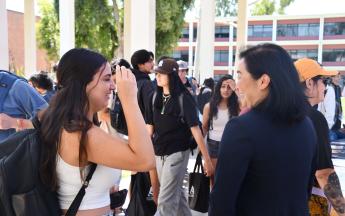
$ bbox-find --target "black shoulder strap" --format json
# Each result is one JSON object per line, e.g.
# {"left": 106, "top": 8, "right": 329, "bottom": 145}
{"left": 178, "top": 94, "right": 184, "bottom": 123}
{"left": 65, "top": 163, "right": 97, "bottom": 216}
{"left": 32, "top": 116, "right": 41, "bottom": 130}
{"left": 152, "top": 91, "right": 157, "bottom": 112}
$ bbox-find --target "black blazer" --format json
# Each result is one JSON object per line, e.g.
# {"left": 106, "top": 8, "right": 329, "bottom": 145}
{"left": 209, "top": 109, "right": 317, "bottom": 216}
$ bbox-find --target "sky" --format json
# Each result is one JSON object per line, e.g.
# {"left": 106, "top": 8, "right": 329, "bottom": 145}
{"left": 6, "top": 0, "right": 345, "bottom": 17}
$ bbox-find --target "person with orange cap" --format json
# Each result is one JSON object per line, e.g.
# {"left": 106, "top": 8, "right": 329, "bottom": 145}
{"left": 295, "top": 58, "right": 345, "bottom": 216}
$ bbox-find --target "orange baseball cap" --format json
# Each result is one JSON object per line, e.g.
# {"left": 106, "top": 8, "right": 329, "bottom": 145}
{"left": 294, "top": 58, "right": 338, "bottom": 82}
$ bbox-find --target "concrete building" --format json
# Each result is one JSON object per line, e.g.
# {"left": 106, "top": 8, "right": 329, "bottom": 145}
{"left": 174, "top": 14, "right": 345, "bottom": 80}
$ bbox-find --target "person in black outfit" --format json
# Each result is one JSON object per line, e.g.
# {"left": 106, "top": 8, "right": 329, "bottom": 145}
{"left": 130, "top": 49, "right": 155, "bottom": 117}
{"left": 294, "top": 58, "right": 345, "bottom": 216}
{"left": 197, "top": 78, "right": 214, "bottom": 114}
{"left": 128, "top": 50, "right": 156, "bottom": 211}
{"left": 209, "top": 43, "right": 317, "bottom": 216}
{"left": 146, "top": 58, "right": 214, "bottom": 216}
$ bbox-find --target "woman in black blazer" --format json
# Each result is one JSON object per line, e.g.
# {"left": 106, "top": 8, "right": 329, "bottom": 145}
{"left": 209, "top": 43, "right": 317, "bottom": 216}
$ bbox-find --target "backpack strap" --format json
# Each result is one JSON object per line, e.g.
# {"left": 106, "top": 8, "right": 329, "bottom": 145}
{"left": 178, "top": 94, "right": 185, "bottom": 123}
{"left": 65, "top": 163, "right": 97, "bottom": 216}
{"left": 0, "top": 71, "right": 19, "bottom": 112}
{"left": 152, "top": 91, "right": 157, "bottom": 113}
{"left": 31, "top": 116, "right": 41, "bottom": 130}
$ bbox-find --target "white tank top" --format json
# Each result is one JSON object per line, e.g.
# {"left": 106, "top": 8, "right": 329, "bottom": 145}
{"left": 208, "top": 108, "right": 229, "bottom": 141}
{"left": 56, "top": 155, "right": 121, "bottom": 210}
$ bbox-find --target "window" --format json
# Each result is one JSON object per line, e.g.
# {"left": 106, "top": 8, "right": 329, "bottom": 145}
{"left": 323, "top": 49, "right": 345, "bottom": 62}
{"left": 277, "top": 23, "right": 319, "bottom": 37}
{"left": 214, "top": 74, "right": 228, "bottom": 82}
{"left": 215, "top": 26, "right": 229, "bottom": 38}
{"left": 172, "top": 50, "right": 189, "bottom": 62}
{"left": 324, "top": 22, "right": 345, "bottom": 36}
{"left": 214, "top": 50, "right": 229, "bottom": 63}
{"left": 180, "top": 27, "right": 189, "bottom": 39}
{"left": 287, "top": 49, "right": 318, "bottom": 61}
{"left": 309, "top": 23, "right": 319, "bottom": 36}
{"left": 248, "top": 25, "right": 272, "bottom": 38}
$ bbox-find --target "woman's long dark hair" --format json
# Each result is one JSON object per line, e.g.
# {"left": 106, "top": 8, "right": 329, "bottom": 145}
{"left": 208, "top": 75, "right": 239, "bottom": 130}
{"left": 240, "top": 43, "right": 307, "bottom": 124}
{"left": 40, "top": 48, "right": 107, "bottom": 190}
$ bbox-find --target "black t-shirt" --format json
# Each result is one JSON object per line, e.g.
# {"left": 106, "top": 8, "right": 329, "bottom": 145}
{"left": 147, "top": 93, "right": 199, "bottom": 156}
{"left": 307, "top": 105, "right": 334, "bottom": 187}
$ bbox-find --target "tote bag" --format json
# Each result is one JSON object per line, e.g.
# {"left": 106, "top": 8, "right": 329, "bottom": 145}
{"left": 188, "top": 152, "right": 210, "bottom": 213}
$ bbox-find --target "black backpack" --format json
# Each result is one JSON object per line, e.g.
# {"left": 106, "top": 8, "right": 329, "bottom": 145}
{"left": 0, "top": 118, "right": 97, "bottom": 216}
{"left": 197, "top": 88, "right": 212, "bottom": 114}
{"left": 151, "top": 92, "right": 200, "bottom": 151}
{"left": 110, "top": 79, "right": 149, "bottom": 136}
{"left": 110, "top": 91, "right": 128, "bottom": 135}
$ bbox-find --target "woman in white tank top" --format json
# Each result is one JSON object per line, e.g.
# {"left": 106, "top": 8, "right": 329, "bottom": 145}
{"left": 39, "top": 48, "right": 155, "bottom": 216}
{"left": 202, "top": 75, "right": 240, "bottom": 187}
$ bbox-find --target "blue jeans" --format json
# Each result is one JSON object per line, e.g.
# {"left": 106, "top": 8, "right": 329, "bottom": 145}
{"left": 329, "top": 130, "right": 345, "bottom": 142}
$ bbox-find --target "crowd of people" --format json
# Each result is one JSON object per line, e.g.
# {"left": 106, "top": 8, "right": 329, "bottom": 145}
{"left": 1, "top": 43, "right": 345, "bottom": 216}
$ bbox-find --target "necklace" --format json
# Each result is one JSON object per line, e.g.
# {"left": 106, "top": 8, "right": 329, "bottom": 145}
{"left": 161, "top": 94, "right": 171, "bottom": 114}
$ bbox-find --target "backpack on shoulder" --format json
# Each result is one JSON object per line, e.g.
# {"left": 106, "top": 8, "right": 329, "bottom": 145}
{"left": 110, "top": 91, "right": 128, "bottom": 135}
{"left": 110, "top": 78, "right": 149, "bottom": 136}
{"left": 0, "top": 117, "right": 97, "bottom": 216}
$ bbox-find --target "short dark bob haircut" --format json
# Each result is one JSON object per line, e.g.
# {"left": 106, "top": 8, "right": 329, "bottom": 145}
{"left": 240, "top": 43, "right": 308, "bottom": 124}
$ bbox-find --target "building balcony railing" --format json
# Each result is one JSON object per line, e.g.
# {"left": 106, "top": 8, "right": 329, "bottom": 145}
{"left": 277, "top": 36, "right": 319, "bottom": 41}
{"left": 322, "top": 62, "right": 345, "bottom": 66}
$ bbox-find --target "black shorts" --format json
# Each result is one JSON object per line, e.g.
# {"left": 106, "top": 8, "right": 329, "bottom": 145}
{"left": 207, "top": 138, "right": 220, "bottom": 158}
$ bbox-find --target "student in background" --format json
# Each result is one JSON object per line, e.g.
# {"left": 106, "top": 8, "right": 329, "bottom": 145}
{"left": 202, "top": 75, "right": 239, "bottom": 187}
{"left": 295, "top": 58, "right": 345, "bottom": 216}
{"left": 147, "top": 58, "right": 214, "bottom": 216}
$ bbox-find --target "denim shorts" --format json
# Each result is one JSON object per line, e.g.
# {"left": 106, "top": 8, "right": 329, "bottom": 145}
{"left": 207, "top": 138, "right": 220, "bottom": 158}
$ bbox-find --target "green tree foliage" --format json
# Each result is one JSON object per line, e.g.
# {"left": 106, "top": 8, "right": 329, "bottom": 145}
{"left": 38, "top": 0, "right": 117, "bottom": 61}
{"left": 216, "top": 0, "right": 294, "bottom": 17}
{"left": 216, "top": 0, "right": 238, "bottom": 17}
{"left": 38, "top": 0, "right": 194, "bottom": 61}
{"left": 156, "top": 0, "right": 194, "bottom": 58}
{"left": 251, "top": 0, "right": 275, "bottom": 15}
{"left": 278, "top": 0, "right": 294, "bottom": 14}
{"left": 37, "top": 0, "right": 60, "bottom": 61}
{"left": 73, "top": 0, "right": 117, "bottom": 60}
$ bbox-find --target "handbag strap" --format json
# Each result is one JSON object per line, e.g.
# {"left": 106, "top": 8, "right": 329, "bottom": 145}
{"left": 65, "top": 163, "right": 97, "bottom": 216}
{"left": 193, "top": 152, "right": 205, "bottom": 174}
